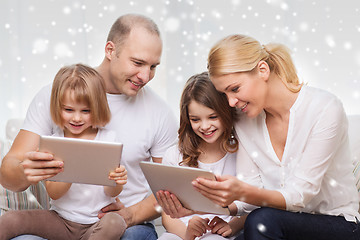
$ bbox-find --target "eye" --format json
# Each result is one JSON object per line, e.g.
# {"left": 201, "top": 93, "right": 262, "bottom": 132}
{"left": 82, "top": 109, "right": 91, "bottom": 113}
{"left": 133, "top": 60, "right": 142, "bottom": 66}
{"left": 209, "top": 115, "right": 218, "bottom": 120}
{"left": 231, "top": 86, "right": 239, "bottom": 93}
{"left": 150, "top": 65, "right": 157, "bottom": 70}
{"left": 189, "top": 118, "right": 199, "bottom": 122}
{"left": 64, "top": 108, "right": 73, "bottom": 112}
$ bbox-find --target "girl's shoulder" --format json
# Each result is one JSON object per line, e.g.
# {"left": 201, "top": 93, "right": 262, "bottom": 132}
{"left": 163, "top": 144, "right": 182, "bottom": 166}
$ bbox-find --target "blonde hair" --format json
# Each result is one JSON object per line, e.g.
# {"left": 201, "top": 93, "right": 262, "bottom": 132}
{"left": 107, "top": 14, "right": 160, "bottom": 55}
{"left": 50, "top": 63, "right": 111, "bottom": 128}
{"left": 208, "top": 34, "right": 302, "bottom": 93}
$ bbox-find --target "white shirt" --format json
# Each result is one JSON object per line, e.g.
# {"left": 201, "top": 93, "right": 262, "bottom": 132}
{"left": 50, "top": 128, "right": 117, "bottom": 224}
{"left": 234, "top": 86, "right": 360, "bottom": 222}
{"left": 162, "top": 145, "right": 236, "bottom": 225}
{"left": 23, "top": 84, "right": 178, "bottom": 208}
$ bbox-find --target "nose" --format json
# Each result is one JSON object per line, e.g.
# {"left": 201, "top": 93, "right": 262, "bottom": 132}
{"left": 228, "top": 96, "right": 239, "bottom": 108}
{"left": 72, "top": 112, "right": 82, "bottom": 122}
{"left": 136, "top": 67, "right": 152, "bottom": 84}
{"left": 200, "top": 120, "right": 211, "bottom": 131}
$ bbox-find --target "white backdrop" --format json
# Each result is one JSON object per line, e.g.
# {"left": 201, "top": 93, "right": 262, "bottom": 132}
{"left": 1, "top": 0, "right": 360, "bottom": 140}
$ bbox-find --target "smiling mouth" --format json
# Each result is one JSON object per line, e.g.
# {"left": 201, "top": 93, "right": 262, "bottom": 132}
{"left": 129, "top": 80, "right": 141, "bottom": 87}
{"left": 202, "top": 130, "right": 216, "bottom": 136}
{"left": 70, "top": 123, "right": 83, "bottom": 127}
{"left": 240, "top": 102, "right": 248, "bottom": 110}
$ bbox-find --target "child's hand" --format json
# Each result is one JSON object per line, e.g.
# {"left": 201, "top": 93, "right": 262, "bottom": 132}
{"left": 209, "top": 216, "right": 232, "bottom": 237}
{"left": 109, "top": 165, "right": 127, "bottom": 185}
{"left": 185, "top": 216, "right": 210, "bottom": 240}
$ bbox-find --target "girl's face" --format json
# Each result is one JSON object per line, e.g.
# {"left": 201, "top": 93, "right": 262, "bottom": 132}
{"left": 188, "top": 100, "right": 225, "bottom": 145}
{"left": 211, "top": 70, "right": 267, "bottom": 119}
{"left": 61, "top": 90, "right": 93, "bottom": 138}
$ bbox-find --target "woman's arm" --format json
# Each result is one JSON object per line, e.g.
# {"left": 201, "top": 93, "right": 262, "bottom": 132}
{"left": 193, "top": 175, "right": 286, "bottom": 210}
{"left": 45, "top": 181, "right": 71, "bottom": 200}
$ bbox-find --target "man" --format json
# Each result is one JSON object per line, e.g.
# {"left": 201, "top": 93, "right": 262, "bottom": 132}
{"left": 0, "top": 14, "right": 178, "bottom": 240}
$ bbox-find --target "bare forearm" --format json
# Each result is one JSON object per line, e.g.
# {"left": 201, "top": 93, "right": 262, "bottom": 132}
{"left": 162, "top": 212, "right": 187, "bottom": 239}
{"left": 126, "top": 194, "right": 160, "bottom": 227}
{"left": 0, "top": 154, "right": 30, "bottom": 192}
{"left": 228, "top": 216, "right": 246, "bottom": 236}
{"left": 45, "top": 181, "right": 71, "bottom": 200}
{"left": 104, "top": 185, "right": 122, "bottom": 197}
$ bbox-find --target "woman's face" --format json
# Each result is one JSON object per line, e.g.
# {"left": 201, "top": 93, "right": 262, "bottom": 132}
{"left": 188, "top": 100, "right": 225, "bottom": 145}
{"left": 211, "top": 70, "right": 267, "bottom": 118}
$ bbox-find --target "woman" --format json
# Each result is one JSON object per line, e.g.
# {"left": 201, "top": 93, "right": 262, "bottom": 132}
{"left": 159, "top": 34, "right": 360, "bottom": 240}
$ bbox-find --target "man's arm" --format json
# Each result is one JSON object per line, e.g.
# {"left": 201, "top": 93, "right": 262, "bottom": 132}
{"left": 99, "top": 193, "right": 161, "bottom": 227}
{"left": 0, "top": 130, "right": 63, "bottom": 192}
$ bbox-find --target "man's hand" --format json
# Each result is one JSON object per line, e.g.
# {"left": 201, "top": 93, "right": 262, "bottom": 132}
{"left": 98, "top": 197, "right": 130, "bottom": 227}
{"left": 22, "top": 151, "right": 64, "bottom": 184}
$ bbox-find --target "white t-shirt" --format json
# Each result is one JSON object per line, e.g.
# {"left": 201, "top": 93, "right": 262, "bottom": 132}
{"left": 23, "top": 84, "right": 178, "bottom": 207}
{"left": 234, "top": 85, "right": 360, "bottom": 222}
{"left": 49, "top": 128, "right": 118, "bottom": 224}
{"left": 162, "top": 145, "right": 236, "bottom": 226}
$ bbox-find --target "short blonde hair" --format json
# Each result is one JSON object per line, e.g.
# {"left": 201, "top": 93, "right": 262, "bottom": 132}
{"left": 107, "top": 14, "right": 160, "bottom": 55}
{"left": 208, "top": 34, "right": 302, "bottom": 93}
{"left": 50, "top": 63, "right": 111, "bottom": 128}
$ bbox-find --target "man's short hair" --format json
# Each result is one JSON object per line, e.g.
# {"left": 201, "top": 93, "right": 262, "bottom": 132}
{"left": 107, "top": 14, "right": 160, "bottom": 50}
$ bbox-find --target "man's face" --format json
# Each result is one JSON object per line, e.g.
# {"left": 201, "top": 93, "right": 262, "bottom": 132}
{"left": 107, "top": 27, "right": 162, "bottom": 96}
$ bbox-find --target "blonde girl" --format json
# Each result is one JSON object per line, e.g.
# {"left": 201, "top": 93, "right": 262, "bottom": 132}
{"left": 0, "top": 64, "right": 127, "bottom": 240}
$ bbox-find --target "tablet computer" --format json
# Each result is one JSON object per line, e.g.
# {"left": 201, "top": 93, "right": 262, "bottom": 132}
{"left": 140, "top": 161, "right": 230, "bottom": 215}
{"left": 39, "top": 135, "right": 123, "bottom": 186}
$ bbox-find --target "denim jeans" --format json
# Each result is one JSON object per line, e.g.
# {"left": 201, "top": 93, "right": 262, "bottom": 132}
{"left": 11, "top": 223, "right": 157, "bottom": 240}
{"left": 121, "top": 223, "right": 157, "bottom": 240}
{"left": 235, "top": 207, "right": 360, "bottom": 240}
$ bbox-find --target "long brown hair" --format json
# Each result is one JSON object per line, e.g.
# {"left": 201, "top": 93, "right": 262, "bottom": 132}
{"left": 178, "top": 72, "right": 238, "bottom": 168}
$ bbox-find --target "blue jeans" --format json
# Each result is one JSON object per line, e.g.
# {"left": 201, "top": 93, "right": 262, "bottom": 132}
{"left": 121, "top": 223, "right": 157, "bottom": 240}
{"left": 12, "top": 223, "right": 157, "bottom": 240}
{"left": 235, "top": 207, "right": 360, "bottom": 240}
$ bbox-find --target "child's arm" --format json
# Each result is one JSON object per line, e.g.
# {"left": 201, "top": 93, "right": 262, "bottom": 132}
{"left": 104, "top": 165, "right": 127, "bottom": 197}
{"left": 45, "top": 181, "right": 72, "bottom": 200}
{"left": 161, "top": 211, "right": 187, "bottom": 239}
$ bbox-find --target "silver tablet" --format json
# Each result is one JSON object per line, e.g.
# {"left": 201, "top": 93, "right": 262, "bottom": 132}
{"left": 39, "top": 135, "right": 123, "bottom": 186}
{"left": 140, "top": 161, "right": 230, "bottom": 215}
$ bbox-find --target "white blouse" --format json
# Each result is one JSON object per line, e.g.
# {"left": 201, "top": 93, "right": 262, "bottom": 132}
{"left": 234, "top": 86, "right": 360, "bottom": 222}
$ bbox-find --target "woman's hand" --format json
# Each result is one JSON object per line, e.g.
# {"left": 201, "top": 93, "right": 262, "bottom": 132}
{"left": 156, "top": 190, "right": 194, "bottom": 218}
{"left": 192, "top": 175, "right": 243, "bottom": 207}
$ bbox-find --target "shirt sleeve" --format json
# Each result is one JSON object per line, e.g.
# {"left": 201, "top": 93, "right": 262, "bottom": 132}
{"left": 235, "top": 138, "right": 263, "bottom": 215}
{"left": 22, "top": 84, "right": 55, "bottom": 136}
{"left": 278, "top": 97, "right": 348, "bottom": 211}
{"left": 150, "top": 104, "right": 178, "bottom": 159}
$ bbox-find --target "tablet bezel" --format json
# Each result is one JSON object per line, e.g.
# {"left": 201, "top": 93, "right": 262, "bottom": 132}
{"left": 39, "top": 135, "right": 123, "bottom": 186}
{"left": 140, "top": 161, "right": 230, "bottom": 215}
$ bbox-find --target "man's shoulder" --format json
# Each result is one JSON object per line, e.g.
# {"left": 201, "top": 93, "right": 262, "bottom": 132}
{"left": 137, "top": 86, "right": 173, "bottom": 112}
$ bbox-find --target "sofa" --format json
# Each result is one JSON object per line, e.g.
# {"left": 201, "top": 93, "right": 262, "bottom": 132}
{"left": 0, "top": 115, "right": 359, "bottom": 232}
